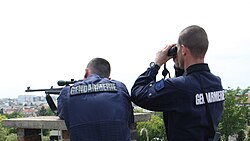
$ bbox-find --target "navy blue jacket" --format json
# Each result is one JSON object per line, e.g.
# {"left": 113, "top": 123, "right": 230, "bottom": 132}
{"left": 131, "top": 63, "right": 224, "bottom": 141}
{"left": 58, "top": 74, "right": 133, "bottom": 141}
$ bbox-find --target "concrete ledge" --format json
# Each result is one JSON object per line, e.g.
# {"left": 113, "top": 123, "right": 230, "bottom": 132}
{"left": 2, "top": 116, "right": 67, "bottom": 130}
{"left": 2, "top": 113, "right": 151, "bottom": 130}
{"left": 2, "top": 113, "right": 151, "bottom": 141}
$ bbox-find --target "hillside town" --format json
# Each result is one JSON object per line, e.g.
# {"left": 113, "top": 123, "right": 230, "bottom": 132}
{"left": 1, "top": 90, "right": 250, "bottom": 117}
{"left": 0, "top": 95, "right": 58, "bottom": 117}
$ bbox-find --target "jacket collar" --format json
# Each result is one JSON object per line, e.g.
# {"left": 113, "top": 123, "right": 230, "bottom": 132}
{"left": 186, "top": 63, "right": 210, "bottom": 75}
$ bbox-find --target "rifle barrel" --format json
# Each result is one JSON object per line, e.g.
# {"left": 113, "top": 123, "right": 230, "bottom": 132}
{"left": 25, "top": 88, "right": 62, "bottom": 95}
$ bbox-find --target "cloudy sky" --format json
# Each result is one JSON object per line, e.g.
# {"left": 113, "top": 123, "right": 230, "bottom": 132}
{"left": 0, "top": 0, "right": 249, "bottom": 98}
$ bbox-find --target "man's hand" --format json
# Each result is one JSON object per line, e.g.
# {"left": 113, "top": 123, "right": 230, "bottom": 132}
{"left": 155, "top": 44, "right": 175, "bottom": 67}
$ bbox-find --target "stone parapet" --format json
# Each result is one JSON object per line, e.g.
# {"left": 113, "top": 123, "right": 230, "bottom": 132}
{"left": 2, "top": 113, "right": 151, "bottom": 141}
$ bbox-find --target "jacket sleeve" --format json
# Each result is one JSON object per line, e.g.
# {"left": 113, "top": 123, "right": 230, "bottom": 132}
{"left": 57, "top": 86, "right": 70, "bottom": 120}
{"left": 131, "top": 67, "right": 184, "bottom": 112}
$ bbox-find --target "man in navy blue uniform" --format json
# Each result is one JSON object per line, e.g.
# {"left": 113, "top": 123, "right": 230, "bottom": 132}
{"left": 131, "top": 25, "right": 224, "bottom": 141}
{"left": 58, "top": 57, "right": 133, "bottom": 141}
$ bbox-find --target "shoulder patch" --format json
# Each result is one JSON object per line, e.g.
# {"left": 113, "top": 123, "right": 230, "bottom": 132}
{"left": 70, "top": 83, "right": 118, "bottom": 96}
{"left": 195, "top": 90, "right": 225, "bottom": 105}
{"left": 154, "top": 79, "right": 165, "bottom": 91}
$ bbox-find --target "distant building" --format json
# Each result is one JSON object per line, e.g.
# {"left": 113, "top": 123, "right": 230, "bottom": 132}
{"left": 17, "top": 95, "right": 47, "bottom": 105}
{"left": 20, "top": 107, "right": 37, "bottom": 117}
{"left": 18, "top": 95, "right": 36, "bottom": 104}
{"left": 4, "top": 108, "right": 17, "bottom": 115}
{"left": 0, "top": 98, "right": 17, "bottom": 107}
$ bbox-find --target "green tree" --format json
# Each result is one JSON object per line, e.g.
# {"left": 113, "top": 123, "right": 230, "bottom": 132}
{"left": 7, "top": 111, "right": 22, "bottom": 119}
{"left": 136, "top": 112, "right": 167, "bottom": 141}
{"left": 38, "top": 106, "right": 54, "bottom": 116}
{"left": 237, "top": 130, "right": 246, "bottom": 141}
{"left": 0, "top": 115, "right": 8, "bottom": 141}
{"left": 218, "top": 87, "right": 250, "bottom": 140}
{"left": 5, "top": 111, "right": 22, "bottom": 134}
{"left": 45, "top": 108, "right": 54, "bottom": 116}
{"left": 5, "top": 133, "right": 17, "bottom": 141}
{"left": 38, "top": 106, "right": 47, "bottom": 116}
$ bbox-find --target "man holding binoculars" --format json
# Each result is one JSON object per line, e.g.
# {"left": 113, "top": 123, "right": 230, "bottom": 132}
{"left": 131, "top": 25, "right": 224, "bottom": 141}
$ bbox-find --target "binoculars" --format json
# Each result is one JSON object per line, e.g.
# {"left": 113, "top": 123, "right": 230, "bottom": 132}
{"left": 167, "top": 46, "right": 177, "bottom": 57}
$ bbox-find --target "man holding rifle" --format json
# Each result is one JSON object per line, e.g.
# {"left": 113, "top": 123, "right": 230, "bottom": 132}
{"left": 58, "top": 57, "right": 133, "bottom": 141}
